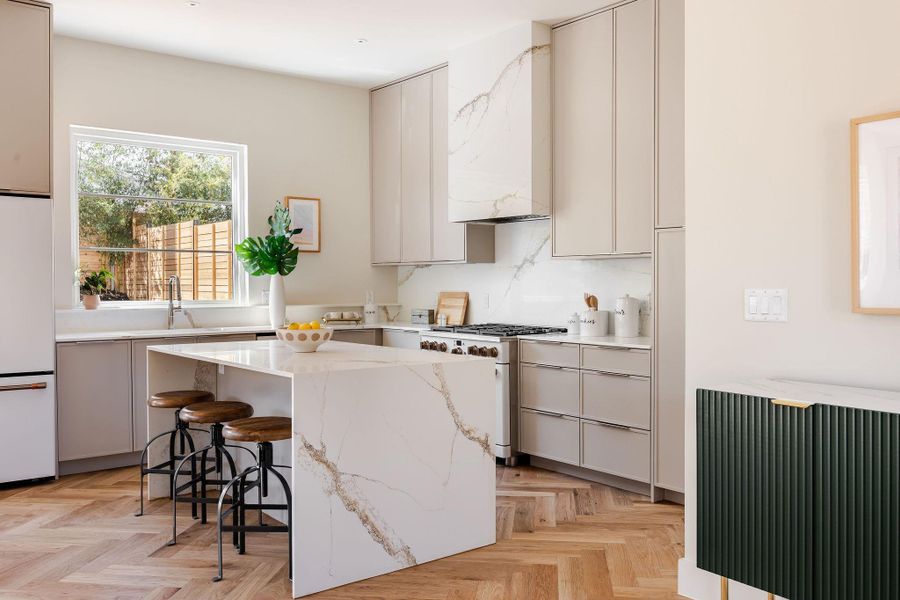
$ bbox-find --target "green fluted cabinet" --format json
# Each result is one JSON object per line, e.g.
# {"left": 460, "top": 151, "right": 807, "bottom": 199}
{"left": 697, "top": 388, "right": 900, "bottom": 600}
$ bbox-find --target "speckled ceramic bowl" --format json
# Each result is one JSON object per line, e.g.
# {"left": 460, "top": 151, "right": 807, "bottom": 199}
{"left": 276, "top": 326, "right": 334, "bottom": 353}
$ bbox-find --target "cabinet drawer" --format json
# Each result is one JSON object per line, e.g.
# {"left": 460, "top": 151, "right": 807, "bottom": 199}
{"left": 581, "top": 371, "right": 650, "bottom": 429}
{"left": 581, "top": 345, "right": 650, "bottom": 376}
{"left": 520, "top": 340, "right": 580, "bottom": 368}
{"left": 581, "top": 420, "right": 650, "bottom": 482}
{"left": 520, "top": 409, "right": 580, "bottom": 466}
{"left": 519, "top": 363, "right": 580, "bottom": 416}
{"left": 332, "top": 329, "right": 381, "bottom": 346}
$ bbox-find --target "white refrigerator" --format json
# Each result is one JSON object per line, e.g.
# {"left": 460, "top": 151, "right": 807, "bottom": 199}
{"left": 0, "top": 195, "right": 56, "bottom": 483}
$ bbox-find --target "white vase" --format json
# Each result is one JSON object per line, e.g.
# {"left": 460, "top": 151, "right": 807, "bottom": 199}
{"left": 269, "top": 274, "right": 286, "bottom": 329}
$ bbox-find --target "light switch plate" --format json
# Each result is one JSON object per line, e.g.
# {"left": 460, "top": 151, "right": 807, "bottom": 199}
{"left": 745, "top": 288, "right": 789, "bottom": 322}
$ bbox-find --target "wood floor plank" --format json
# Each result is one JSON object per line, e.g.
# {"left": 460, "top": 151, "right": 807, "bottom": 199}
{"left": 0, "top": 465, "right": 685, "bottom": 599}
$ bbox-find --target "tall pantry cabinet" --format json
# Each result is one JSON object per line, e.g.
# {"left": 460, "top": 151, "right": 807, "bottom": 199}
{"left": 370, "top": 67, "right": 494, "bottom": 266}
{"left": 552, "top": 0, "right": 686, "bottom": 496}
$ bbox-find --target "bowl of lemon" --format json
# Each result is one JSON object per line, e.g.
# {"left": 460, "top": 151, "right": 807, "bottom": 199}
{"left": 276, "top": 321, "right": 334, "bottom": 353}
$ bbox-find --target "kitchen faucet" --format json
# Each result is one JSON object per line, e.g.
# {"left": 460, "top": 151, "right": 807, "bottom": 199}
{"left": 167, "top": 274, "right": 182, "bottom": 329}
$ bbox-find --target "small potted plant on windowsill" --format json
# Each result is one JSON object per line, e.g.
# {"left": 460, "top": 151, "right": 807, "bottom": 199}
{"left": 80, "top": 269, "right": 112, "bottom": 310}
{"left": 234, "top": 203, "right": 302, "bottom": 328}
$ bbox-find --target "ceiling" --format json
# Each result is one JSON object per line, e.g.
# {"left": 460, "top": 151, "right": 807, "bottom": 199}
{"left": 50, "top": 0, "right": 610, "bottom": 88}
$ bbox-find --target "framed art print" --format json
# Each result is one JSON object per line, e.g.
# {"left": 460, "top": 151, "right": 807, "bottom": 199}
{"left": 283, "top": 196, "right": 321, "bottom": 253}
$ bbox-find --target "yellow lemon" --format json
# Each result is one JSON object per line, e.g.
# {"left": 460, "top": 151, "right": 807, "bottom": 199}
{"left": 288, "top": 322, "right": 300, "bottom": 330}
{"left": 298, "top": 323, "right": 312, "bottom": 330}
{"left": 309, "top": 321, "right": 321, "bottom": 330}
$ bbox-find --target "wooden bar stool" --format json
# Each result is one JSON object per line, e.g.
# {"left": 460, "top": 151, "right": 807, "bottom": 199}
{"left": 167, "top": 400, "right": 255, "bottom": 546}
{"left": 135, "top": 389, "right": 213, "bottom": 518}
{"left": 213, "top": 416, "right": 292, "bottom": 582}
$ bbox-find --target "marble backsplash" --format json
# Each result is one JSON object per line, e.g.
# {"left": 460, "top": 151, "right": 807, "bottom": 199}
{"left": 397, "top": 220, "right": 652, "bottom": 334}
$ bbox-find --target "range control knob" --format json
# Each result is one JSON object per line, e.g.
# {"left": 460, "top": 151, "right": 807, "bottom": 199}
{"left": 429, "top": 341, "right": 439, "bottom": 350}
{"left": 451, "top": 347, "right": 463, "bottom": 355}
{"left": 420, "top": 341, "right": 429, "bottom": 350}
{"left": 468, "top": 345, "right": 478, "bottom": 355}
{"left": 439, "top": 342, "right": 448, "bottom": 352}
{"left": 488, "top": 347, "right": 499, "bottom": 358}
{"left": 477, "top": 346, "right": 489, "bottom": 357}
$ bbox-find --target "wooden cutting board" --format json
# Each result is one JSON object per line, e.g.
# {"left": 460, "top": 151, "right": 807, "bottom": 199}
{"left": 436, "top": 292, "right": 468, "bottom": 326}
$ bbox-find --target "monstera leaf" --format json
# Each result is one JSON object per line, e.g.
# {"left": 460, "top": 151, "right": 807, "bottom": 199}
{"left": 235, "top": 204, "right": 303, "bottom": 277}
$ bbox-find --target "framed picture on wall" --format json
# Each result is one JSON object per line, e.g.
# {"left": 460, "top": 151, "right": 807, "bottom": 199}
{"left": 851, "top": 111, "right": 900, "bottom": 314}
{"left": 283, "top": 196, "right": 321, "bottom": 253}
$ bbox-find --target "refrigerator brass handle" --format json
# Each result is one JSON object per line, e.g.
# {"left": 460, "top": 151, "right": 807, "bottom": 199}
{"left": 0, "top": 382, "right": 48, "bottom": 393}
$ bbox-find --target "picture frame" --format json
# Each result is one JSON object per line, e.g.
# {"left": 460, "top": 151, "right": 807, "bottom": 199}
{"left": 283, "top": 196, "right": 321, "bottom": 253}
{"left": 851, "top": 111, "right": 900, "bottom": 314}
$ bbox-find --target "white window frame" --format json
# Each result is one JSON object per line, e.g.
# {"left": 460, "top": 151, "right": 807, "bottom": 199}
{"left": 70, "top": 125, "right": 249, "bottom": 308}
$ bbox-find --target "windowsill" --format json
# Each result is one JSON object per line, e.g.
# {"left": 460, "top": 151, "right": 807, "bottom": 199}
{"left": 59, "top": 302, "right": 255, "bottom": 313}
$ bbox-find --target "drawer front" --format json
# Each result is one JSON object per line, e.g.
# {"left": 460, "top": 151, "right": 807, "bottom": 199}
{"left": 581, "top": 371, "right": 651, "bottom": 429}
{"left": 581, "top": 345, "right": 650, "bottom": 376}
{"left": 520, "top": 409, "right": 580, "bottom": 466}
{"left": 332, "top": 329, "right": 380, "bottom": 345}
{"left": 581, "top": 420, "right": 650, "bottom": 482}
{"left": 520, "top": 340, "right": 580, "bottom": 368}
{"left": 519, "top": 363, "right": 580, "bottom": 416}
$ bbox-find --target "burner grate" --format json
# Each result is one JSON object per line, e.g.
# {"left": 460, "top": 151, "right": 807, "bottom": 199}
{"left": 440, "top": 323, "right": 567, "bottom": 337}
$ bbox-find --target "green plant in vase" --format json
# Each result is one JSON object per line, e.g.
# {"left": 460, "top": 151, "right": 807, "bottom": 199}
{"left": 235, "top": 203, "right": 302, "bottom": 328}
{"left": 79, "top": 269, "right": 112, "bottom": 310}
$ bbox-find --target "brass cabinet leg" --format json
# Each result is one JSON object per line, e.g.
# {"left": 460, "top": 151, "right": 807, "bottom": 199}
{"left": 720, "top": 577, "right": 728, "bottom": 600}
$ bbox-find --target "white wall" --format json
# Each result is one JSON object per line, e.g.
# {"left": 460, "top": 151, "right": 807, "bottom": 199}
{"left": 53, "top": 36, "right": 396, "bottom": 310}
{"left": 397, "top": 220, "right": 652, "bottom": 331}
{"left": 681, "top": 1, "right": 900, "bottom": 597}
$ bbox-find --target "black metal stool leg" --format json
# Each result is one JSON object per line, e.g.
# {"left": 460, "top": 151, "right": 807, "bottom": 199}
{"left": 268, "top": 464, "right": 293, "bottom": 581}
{"left": 134, "top": 428, "right": 173, "bottom": 517}
{"left": 168, "top": 444, "right": 211, "bottom": 546}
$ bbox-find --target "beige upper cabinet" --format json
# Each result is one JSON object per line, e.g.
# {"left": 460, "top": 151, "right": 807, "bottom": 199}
{"left": 0, "top": 0, "right": 51, "bottom": 196}
{"left": 552, "top": 11, "right": 614, "bottom": 257}
{"left": 614, "top": 0, "right": 655, "bottom": 254}
{"left": 400, "top": 74, "right": 433, "bottom": 263}
{"left": 371, "top": 68, "right": 494, "bottom": 266}
{"left": 430, "top": 68, "right": 467, "bottom": 262}
{"left": 371, "top": 84, "right": 402, "bottom": 264}
{"left": 657, "top": 0, "right": 685, "bottom": 229}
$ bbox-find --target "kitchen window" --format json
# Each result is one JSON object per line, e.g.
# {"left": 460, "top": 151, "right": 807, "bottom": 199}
{"left": 71, "top": 126, "right": 248, "bottom": 305}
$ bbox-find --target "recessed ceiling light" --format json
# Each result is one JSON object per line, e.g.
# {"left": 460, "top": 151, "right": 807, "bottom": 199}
{"left": 353, "top": 38, "right": 368, "bottom": 45}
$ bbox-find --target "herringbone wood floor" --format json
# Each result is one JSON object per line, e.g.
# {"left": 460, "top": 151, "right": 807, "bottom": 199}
{"left": 0, "top": 465, "right": 684, "bottom": 599}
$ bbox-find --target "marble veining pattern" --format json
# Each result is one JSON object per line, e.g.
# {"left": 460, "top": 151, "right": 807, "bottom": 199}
{"left": 398, "top": 220, "right": 652, "bottom": 334}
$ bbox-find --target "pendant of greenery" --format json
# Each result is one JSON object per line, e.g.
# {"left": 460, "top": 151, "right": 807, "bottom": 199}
{"left": 234, "top": 203, "right": 303, "bottom": 277}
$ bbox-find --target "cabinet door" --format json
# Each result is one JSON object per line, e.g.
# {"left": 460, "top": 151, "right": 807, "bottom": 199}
{"left": 581, "top": 371, "right": 650, "bottom": 430}
{"left": 400, "top": 74, "right": 433, "bottom": 263}
{"left": 519, "top": 363, "right": 580, "bottom": 417}
{"left": 656, "top": 0, "right": 685, "bottom": 228}
{"left": 430, "top": 67, "right": 466, "bottom": 262}
{"left": 519, "top": 409, "right": 580, "bottom": 466}
{"left": 131, "top": 337, "right": 196, "bottom": 452}
{"left": 654, "top": 228, "right": 685, "bottom": 491}
{"left": 371, "top": 85, "right": 402, "bottom": 264}
{"left": 382, "top": 329, "right": 421, "bottom": 349}
{"left": 0, "top": 0, "right": 50, "bottom": 196}
{"left": 581, "top": 420, "right": 650, "bottom": 482}
{"left": 57, "top": 341, "right": 133, "bottom": 461}
{"left": 331, "top": 329, "right": 380, "bottom": 346}
{"left": 614, "top": 0, "right": 655, "bottom": 253}
{"left": 552, "top": 12, "right": 614, "bottom": 256}
{"left": 196, "top": 333, "right": 257, "bottom": 343}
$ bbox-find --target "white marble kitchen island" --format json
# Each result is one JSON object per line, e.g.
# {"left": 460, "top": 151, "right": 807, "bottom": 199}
{"left": 146, "top": 339, "right": 496, "bottom": 597}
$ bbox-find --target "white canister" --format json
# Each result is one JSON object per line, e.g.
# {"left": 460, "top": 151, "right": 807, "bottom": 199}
{"left": 614, "top": 294, "right": 641, "bottom": 337}
{"left": 580, "top": 309, "right": 609, "bottom": 337}
{"left": 566, "top": 312, "right": 581, "bottom": 336}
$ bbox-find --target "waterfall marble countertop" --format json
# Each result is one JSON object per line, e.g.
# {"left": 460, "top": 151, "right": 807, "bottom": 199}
{"left": 148, "top": 338, "right": 492, "bottom": 378}
{"left": 55, "top": 322, "right": 432, "bottom": 343}
{"left": 702, "top": 379, "right": 900, "bottom": 413}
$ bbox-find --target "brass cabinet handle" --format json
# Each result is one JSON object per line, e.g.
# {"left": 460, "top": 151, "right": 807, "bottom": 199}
{"left": 771, "top": 398, "right": 812, "bottom": 409}
{"left": 0, "top": 382, "right": 48, "bottom": 393}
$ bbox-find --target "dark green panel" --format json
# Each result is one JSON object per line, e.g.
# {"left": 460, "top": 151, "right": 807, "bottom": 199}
{"left": 814, "top": 405, "right": 900, "bottom": 600}
{"left": 697, "top": 389, "right": 815, "bottom": 599}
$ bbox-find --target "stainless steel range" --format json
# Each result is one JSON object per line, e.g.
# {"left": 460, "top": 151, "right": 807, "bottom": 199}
{"left": 419, "top": 323, "right": 567, "bottom": 464}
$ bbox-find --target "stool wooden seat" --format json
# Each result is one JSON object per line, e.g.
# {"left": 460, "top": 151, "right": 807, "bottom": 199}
{"left": 149, "top": 389, "right": 214, "bottom": 409}
{"left": 223, "top": 417, "right": 291, "bottom": 443}
{"left": 180, "top": 401, "right": 253, "bottom": 424}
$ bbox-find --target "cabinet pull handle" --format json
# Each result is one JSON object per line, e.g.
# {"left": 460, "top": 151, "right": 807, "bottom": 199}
{"left": 0, "top": 382, "right": 48, "bottom": 393}
{"left": 771, "top": 398, "right": 812, "bottom": 409}
{"left": 526, "top": 408, "right": 570, "bottom": 420}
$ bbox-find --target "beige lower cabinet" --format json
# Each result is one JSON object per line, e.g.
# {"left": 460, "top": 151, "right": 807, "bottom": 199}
{"left": 581, "top": 420, "right": 651, "bottom": 483}
{"left": 581, "top": 370, "right": 650, "bottom": 430}
{"left": 57, "top": 341, "right": 133, "bottom": 461}
{"left": 519, "top": 339, "right": 580, "bottom": 369}
{"left": 332, "top": 329, "right": 381, "bottom": 346}
{"left": 519, "top": 363, "right": 579, "bottom": 416}
{"left": 581, "top": 345, "right": 650, "bottom": 376}
{"left": 196, "top": 333, "right": 257, "bottom": 343}
{"left": 520, "top": 409, "right": 580, "bottom": 467}
{"left": 131, "top": 336, "right": 197, "bottom": 452}
{"left": 382, "top": 329, "right": 421, "bottom": 349}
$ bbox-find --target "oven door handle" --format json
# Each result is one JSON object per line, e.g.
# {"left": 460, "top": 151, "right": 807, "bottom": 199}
{"left": 0, "top": 382, "right": 48, "bottom": 393}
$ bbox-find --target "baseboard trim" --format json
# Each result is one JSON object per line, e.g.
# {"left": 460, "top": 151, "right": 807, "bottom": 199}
{"left": 59, "top": 452, "right": 141, "bottom": 476}
{"left": 529, "top": 456, "right": 651, "bottom": 497}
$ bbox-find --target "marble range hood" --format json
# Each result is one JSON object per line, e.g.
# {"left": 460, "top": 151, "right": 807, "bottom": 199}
{"left": 448, "top": 22, "right": 552, "bottom": 223}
